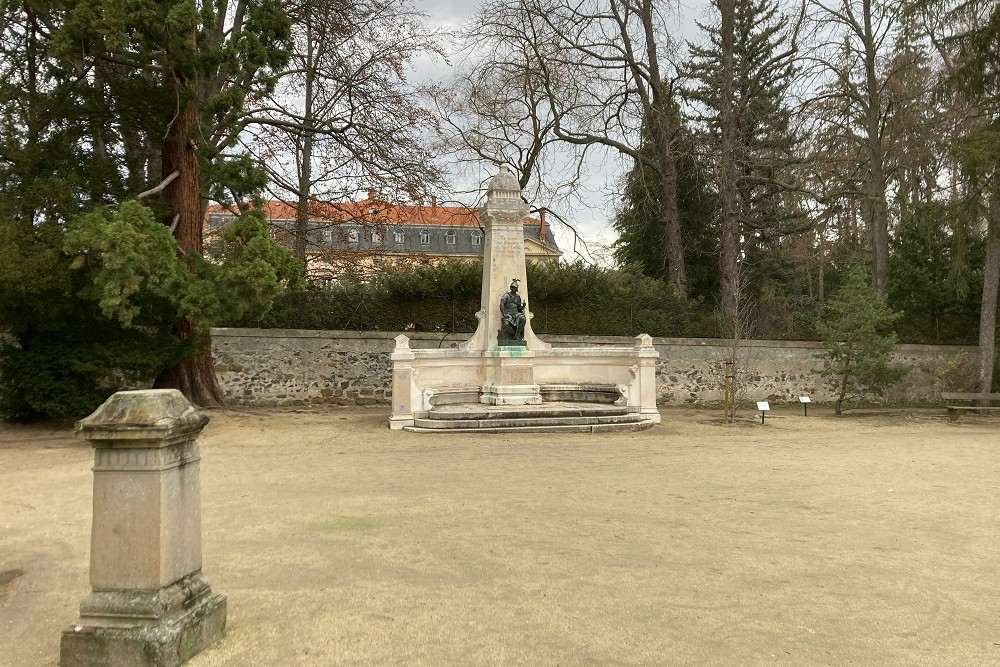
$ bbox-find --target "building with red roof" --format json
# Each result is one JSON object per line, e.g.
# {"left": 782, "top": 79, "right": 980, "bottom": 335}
{"left": 205, "top": 193, "right": 561, "bottom": 281}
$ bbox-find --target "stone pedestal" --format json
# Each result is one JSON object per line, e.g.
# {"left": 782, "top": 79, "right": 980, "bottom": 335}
{"left": 61, "top": 390, "right": 227, "bottom": 667}
{"left": 481, "top": 348, "right": 542, "bottom": 405}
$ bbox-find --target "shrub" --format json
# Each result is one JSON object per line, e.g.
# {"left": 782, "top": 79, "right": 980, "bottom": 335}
{"left": 934, "top": 351, "right": 978, "bottom": 394}
{"left": 232, "top": 261, "right": 723, "bottom": 338}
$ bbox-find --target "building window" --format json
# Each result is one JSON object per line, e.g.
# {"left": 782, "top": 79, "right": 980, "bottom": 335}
{"left": 371, "top": 230, "right": 381, "bottom": 244}
{"left": 445, "top": 231, "right": 456, "bottom": 245}
{"left": 471, "top": 232, "right": 482, "bottom": 246}
{"left": 348, "top": 229, "right": 359, "bottom": 243}
{"left": 420, "top": 230, "right": 430, "bottom": 245}
{"left": 394, "top": 231, "right": 405, "bottom": 244}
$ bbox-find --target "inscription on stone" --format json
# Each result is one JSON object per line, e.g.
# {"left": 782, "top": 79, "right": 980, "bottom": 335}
{"left": 508, "top": 368, "right": 527, "bottom": 384}
{"left": 493, "top": 236, "right": 521, "bottom": 260}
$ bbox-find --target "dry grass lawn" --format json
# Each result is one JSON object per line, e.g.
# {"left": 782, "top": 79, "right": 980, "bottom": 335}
{"left": 1, "top": 405, "right": 998, "bottom": 666}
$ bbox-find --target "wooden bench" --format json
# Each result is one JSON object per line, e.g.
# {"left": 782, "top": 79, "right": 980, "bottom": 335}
{"left": 941, "top": 392, "right": 1000, "bottom": 421}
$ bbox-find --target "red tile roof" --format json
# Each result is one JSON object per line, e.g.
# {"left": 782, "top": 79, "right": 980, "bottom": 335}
{"left": 205, "top": 198, "right": 542, "bottom": 228}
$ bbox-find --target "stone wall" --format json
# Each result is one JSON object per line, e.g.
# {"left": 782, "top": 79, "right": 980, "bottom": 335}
{"left": 211, "top": 328, "right": 975, "bottom": 407}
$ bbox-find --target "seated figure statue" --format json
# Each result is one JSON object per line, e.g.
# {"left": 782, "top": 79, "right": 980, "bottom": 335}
{"left": 498, "top": 279, "right": 527, "bottom": 345}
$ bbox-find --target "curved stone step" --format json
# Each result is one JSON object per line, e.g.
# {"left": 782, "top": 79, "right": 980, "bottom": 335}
{"left": 426, "top": 403, "right": 635, "bottom": 421}
{"left": 413, "top": 413, "right": 646, "bottom": 430}
{"left": 402, "top": 420, "right": 655, "bottom": 434}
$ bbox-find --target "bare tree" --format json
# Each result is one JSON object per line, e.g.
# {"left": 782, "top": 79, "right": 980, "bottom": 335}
{"left": 235, "top": 0, "right": 446, "bottom": 273}
{"left": 461, "top": 0, "right": 691, "bottom": 295}
{"left": 432, "top": 32, "right": 574, "bottom": 202}
{"left": 803, "top": 0, "right": 907, "bottom": 295}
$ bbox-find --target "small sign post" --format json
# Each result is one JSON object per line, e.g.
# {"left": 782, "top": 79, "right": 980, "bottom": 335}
{"left": 756, "top": 400, "right": 770, "bottom": 425}
{"left": 798, "top": 395, "right": 812, "bottom": 416}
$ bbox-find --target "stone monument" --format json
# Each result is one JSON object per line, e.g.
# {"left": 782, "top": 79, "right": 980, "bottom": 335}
{"left": 389, "top": 167, "right": 660, "bottom": 430}
{"left": 461, "top": 165, "right": 548, "bottom": 352}
{"left": 61, "top": 389, "right": 227, "bottom": 667}
{"left": 461, "top": 166, "right": 548, "bottom": 405}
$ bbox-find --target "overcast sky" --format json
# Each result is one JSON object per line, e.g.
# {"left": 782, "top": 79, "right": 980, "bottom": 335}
{"left": 407, "top": 0, "right": 713, "bottom": 262}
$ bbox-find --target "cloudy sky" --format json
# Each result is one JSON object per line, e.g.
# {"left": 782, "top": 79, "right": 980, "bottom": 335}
{"left": 407, "top": 0, "right": 713, "bottom": 262}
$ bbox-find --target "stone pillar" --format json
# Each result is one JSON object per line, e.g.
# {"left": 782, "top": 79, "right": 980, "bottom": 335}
{"left": 633, "top": 334, "right": 662, "bottom": 424}
{"left": 390, "top": 334, "right": 417, "bottom": 429}
{"left": 462, "top": 166, "right": 550, "bottom": 353}
{"left": 61, "top": 390, "right": 227, "bottom": 667}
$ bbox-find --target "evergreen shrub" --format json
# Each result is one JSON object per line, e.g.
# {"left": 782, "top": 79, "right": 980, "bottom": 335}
{"left": 0, "top": 218, "right": 188, "bottom": 420}
{"left": 231, "top": 261, "right": 722, "bottom": 338}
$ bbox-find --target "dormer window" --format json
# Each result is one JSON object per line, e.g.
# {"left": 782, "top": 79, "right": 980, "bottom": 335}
{"left": 394, "top": 231, "right": 405, "bottom": 244}
{"left": 419, "top": 230, "right": 430, "bottom": 245}
{"left": 471, "top": 232, "right": 482, "bottom": 246}
{"left": 445, "top": 231, "right": 456, "bottom": 245}
{"left": 348, "top": 229, "right": 359, "bottom": 243}
{"left": 371, "top": 230, "right": 381, "bottom": 244}
{"left": 369, "top": 207, "right": 379, "bottom": 216}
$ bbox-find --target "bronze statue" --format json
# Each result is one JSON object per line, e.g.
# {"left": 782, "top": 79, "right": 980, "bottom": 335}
{"left": 498, "top": 279, "right": 527, "bottom": 345}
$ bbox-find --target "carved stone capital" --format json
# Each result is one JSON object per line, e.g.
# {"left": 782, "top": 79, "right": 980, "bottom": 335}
{"left": 75, "top": 389, "right": 209, "bottom": 448}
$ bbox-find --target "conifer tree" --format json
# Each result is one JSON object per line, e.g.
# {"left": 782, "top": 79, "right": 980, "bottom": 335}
{"left": 612, "top": 107, "right": 718, "bottom": 300}
{"left": 0, "top": 0, "right": 302, "bottom": 415}
{"left": 682, "top": 0, "right": 802, "bottom": 315}
{"left": 816, "top": 266, "right": 910, "bottom": 414}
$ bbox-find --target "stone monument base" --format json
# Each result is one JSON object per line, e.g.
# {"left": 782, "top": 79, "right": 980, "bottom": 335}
{"left": 480, "top": 383, "right": 543, "bottom": 406}
{"left": 61, "top": 572, "right": 227, "bottom": 667}
{"left": 390, "top": 335, "right": 660, "bottom": 429}
{"left": 481, "top": 347, "right": 542, "bottom": 405}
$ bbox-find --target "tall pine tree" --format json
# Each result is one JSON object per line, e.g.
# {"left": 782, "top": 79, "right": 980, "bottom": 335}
{"left": 613, "top": 102, "right": 718, "bottom": 301}
{"left": 682, "top": 0, "right": 803, "bottom": 314}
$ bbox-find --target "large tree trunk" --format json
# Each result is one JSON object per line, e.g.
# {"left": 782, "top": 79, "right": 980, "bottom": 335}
{"left": 978, "top": 197, "right": 1000, "bottom": 394}
{"left": 817, "top": 233, "right": 826, "bottom": 302}
{"left": 639, "top": 0, "right": 687, "bottom": 299}
{"left": 154, "top": 94, "right": 225, "bottom": 407}
{"left": 864, "top": 169, "right": 891, "bottom": 295}
{"left": 718, "top": 0, "right": 740, "bottom": 320}
{"left": 862, "top": 0, "right": 890, "bottom": 295}
{"left": 154, "top": 319, "right": 225, "bottom": 406}
{"left": 657, "top": 146, "right": 687, "bottom": 298}
{"left": 164, "top": 100, "right": 204, "bottom": 255}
